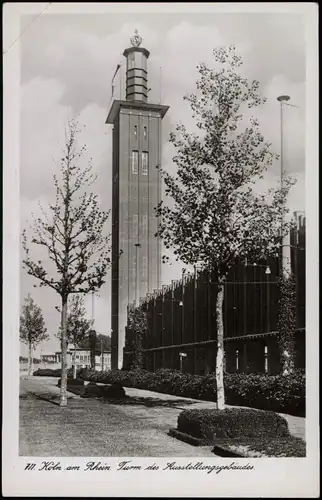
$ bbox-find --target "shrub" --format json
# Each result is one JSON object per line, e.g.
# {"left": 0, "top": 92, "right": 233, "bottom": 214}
{"left": 72, "top": 378, "right": 84, "bottom": 386}
{"left": 101, "top": 383, "right": 127, "bottom": 399}
{"left": 277, "top": 273, "right": 297, "bottom": 374}
{"left": 224, "top": 371, "right": 305, "bottom": 416}
{"left": 177, "top": 408, "right": 290, "bottom": 443}
{"left": 33, "top": 368, "right": 81, "bottom": 379}
{"left": 265, "top": 436, "right": 306, "bottom": 457}
{"left": 57, "top": 378, "right": 84, "bottom": 388}
{"left": 33, "top": 368, "right": 62, "bottom": 377}
{"left": 220, "top": 436, "right": 306, "bottom": 457}
{"left": 83, "top": 382, "right": 102, "bottom": 398}
{"left": 77, "top": 368, "right": 305, "bottom": 416}
{"left": 173, "top": 408, "right": 306, "bottom": 457}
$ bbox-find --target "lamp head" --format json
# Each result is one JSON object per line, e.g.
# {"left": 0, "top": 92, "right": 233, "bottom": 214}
{"left": 277, "top": 95, "right": 290, "bottom": 102}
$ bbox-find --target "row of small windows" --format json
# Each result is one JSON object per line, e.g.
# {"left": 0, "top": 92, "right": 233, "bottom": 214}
{"left": 131, "top": 255, "right": 148, "bottom": 279}
{"left": 133, "top": 125, "right": 148, "bottom": 139}
{"left": 132, "top": 151, "right": 148, "bottom": 175}
{"left": 142, "top": 256, "right": 148, "bottom": 279}
{"left": 75, "top": 354, "right": 90, "bottom": 362}
{"left": 132, "top": 214, "right": 148, "bottom": 237}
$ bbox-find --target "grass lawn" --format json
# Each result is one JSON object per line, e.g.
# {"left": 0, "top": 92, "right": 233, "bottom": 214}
{"left": 19, "top": 377, "right": 215, "bottom": 457}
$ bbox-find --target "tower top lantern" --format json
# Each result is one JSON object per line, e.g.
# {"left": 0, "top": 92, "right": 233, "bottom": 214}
{"left": 123, "top": 30, "right": 150, "bottom": 103}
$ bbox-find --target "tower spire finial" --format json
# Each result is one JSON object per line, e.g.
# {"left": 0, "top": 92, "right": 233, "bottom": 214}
{"left": 130, "top": 29, "right": 142, "bottom": 47}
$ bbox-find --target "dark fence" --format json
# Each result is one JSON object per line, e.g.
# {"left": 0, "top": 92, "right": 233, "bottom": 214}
{"left": 124, "top": 216, "right": 305, "bottom": 375}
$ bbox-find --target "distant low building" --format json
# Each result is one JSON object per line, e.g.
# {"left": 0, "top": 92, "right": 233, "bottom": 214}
{"left": 40, "top": 354, "right": 57, "bottom": 364}
{"left": 55, "top": 347, "right": 111, "bottom": 371}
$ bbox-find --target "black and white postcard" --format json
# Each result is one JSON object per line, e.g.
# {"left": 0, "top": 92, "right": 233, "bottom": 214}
{"left": 2, "top": 2, "right": 319, "bottom": 497}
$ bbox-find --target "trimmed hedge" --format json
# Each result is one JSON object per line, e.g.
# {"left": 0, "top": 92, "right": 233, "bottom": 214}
{"left": 77, "top": 368, "right": 305, "bottom": 416}
{"left": 101, "top": 383, "right": 127, "bottom": 399}
{"left": 80, "top": 382, "right": 127, "bottom": 399}
{"left": 175, "top": 408, "right": 306, "bottom": 457}
{"left": 83, "top": 382, "right": 102, "bottom": 398}
{"left": 221, "top": 436, "right": 306, "bottom": 457}
{"left": 33, "top": 368, "right": 62, "bottom": 377}
{"left": 177, "top": 408, "right": 290, "bottom": 442}
{"left": 57, "top": 378, "right": 84, "bottom": 388}
{"left": 33, "top": 368, "right": 80, "bottom": 379}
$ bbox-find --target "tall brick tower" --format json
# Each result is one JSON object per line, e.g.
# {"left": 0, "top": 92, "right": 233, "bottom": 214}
{"left": 106, "top": 31, "right": 169, "bottom": 369}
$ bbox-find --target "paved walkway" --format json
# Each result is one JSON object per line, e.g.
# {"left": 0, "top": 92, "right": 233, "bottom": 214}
{"left": 122, "top": 385, "right": 306, "bottom": 441}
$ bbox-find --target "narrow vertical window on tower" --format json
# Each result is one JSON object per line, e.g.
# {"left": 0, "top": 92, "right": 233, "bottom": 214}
{"left": 142, "top": 151, "right": 148, "bottom": 176}
{"left": 132, "top": 254, "right": 136, "bottom": 281}
{"left": 143, "top": 126, "right": 148, "bottom": 140}
{"left": 129, "top": 53, "right": 135, "bottom": 69}
{"left": 142, "top": 281, "right": 148, "bottom": 297}
{"left": 142, "top": 214, "right": 148, "bottom": 237}
{"left": 133, "top": 125, "right": 137, "bottom": 138}
{"left": 132, "top": 214, "right": 138, "bottom": 238}
{"left": 142, "top": 256, "right": 148, "bottom": 280}
{"left": 131, "top": 151, "right": 138, "bottom": 174}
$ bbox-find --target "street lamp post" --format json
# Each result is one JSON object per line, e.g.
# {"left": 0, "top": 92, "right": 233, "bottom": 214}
{"left": 244, "top": 261, "right": 272, "bottom": 372}
{"left": 179, "top": 270, "right": 185, "bottom": 345}
{"left": 265, "top": 263, "right": 272, "bottom": 332}
{"left": 193, "top": 266, "right": 198, "bottom": 373}
{"left": 100, "top": 338, "right": 104, "bottom": 371}
{"left": 171, "top": 281, "right": 175, "bottom": 346}
{"left": 91, "top": 290, "right": 98, "bottom": 371}
{"left": 91, "top": 289, "right": 95, "bottom": 325}
{"left": 277, "top": 95, "right": 291, "bottom": 277}
{"left": 179, "top": 352, "right": 187, "bottom": 372}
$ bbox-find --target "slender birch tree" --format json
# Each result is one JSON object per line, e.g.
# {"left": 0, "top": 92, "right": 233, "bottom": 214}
{"left": 20, "top": 294, "right": 48, "bottom": 376}
{"left": 22, "top": 119, "right": 113, "bottom": 407}
{"left": 156, "top": 46, "right": 295, "bottom": 409}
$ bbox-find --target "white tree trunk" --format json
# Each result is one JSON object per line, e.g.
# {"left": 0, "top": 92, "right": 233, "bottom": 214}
{"left": 215, "top": 281, "right": 225, "bottom": 410}
{"left": 60, "top": 295, "right": 68, "bottom": 407}
{"left": 28, "top": 342, "right": 32, "bottom": 376}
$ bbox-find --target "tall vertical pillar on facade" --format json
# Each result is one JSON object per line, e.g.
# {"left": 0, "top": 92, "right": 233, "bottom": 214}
{"left": 106, "top": 31, "right": 169, "bottom": 369}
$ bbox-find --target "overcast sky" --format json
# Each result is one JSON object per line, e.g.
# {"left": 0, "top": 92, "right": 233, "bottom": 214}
{"left": 19, "top": 10, "right": 306, "bottom": 356}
